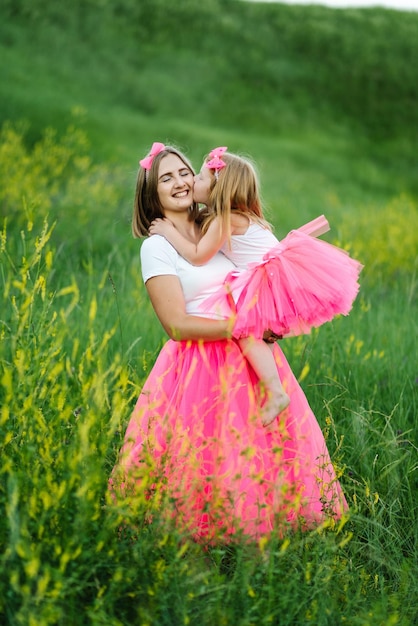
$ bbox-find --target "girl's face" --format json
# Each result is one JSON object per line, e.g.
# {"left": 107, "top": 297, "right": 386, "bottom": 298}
{"left": 157, "top": 154, "right": 194, "bottom": 216}
{"left": 193, "top": 163, "right": 212, "bottom": 205}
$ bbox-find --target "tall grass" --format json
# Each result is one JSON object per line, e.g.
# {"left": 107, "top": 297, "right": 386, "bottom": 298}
{"left": 1, "top": 0, "right": 417, "bottom": 622}
{"left": 0, "top": 115, "right": 417, "bottom": 625}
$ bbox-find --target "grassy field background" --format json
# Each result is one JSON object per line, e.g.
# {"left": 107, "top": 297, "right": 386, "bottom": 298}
{"left": 0, "top": 1, "right": 417, "bottom": 624}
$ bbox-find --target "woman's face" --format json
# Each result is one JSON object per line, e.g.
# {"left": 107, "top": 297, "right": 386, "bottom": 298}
{"left": 193, "top": 163, "right": 212, "bottom": 205}
{"left": 157, "top": 154, "right": 194, "bottom": 216}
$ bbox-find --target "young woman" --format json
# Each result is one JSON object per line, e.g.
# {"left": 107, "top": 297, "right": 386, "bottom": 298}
{"left": 110, "top": 142, "right": 348, "bottom": 542}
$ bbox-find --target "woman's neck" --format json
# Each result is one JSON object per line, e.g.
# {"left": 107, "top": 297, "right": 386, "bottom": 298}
{"left": 167, "top": 212, "right": 200, "bottom": 243}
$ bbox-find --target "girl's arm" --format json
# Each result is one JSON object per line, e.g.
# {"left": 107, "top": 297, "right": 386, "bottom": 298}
{"left": 146, "top": 274, "right": 235, "bottom": 341}
{"left": 149, "top": 217, "right": 227, "bottom": 266}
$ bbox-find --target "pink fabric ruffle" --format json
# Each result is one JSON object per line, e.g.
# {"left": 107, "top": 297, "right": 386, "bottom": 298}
{"left": 209, "top": 228, "right": 363, "bottom": 340}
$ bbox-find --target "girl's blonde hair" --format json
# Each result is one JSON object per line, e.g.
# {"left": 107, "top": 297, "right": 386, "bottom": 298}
{"left": 201, "top": 152, "right": 272, "bottom": 239}
{"left": 132, "top": 145, "right": 200, "bottom": 238}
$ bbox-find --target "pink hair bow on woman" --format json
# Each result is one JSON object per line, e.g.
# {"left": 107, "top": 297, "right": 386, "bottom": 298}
{"left": 206, "top": 146, "right": 227, "bottom": 173}
{"left": 140, "top": 142, "right": 166, "bottom": 170}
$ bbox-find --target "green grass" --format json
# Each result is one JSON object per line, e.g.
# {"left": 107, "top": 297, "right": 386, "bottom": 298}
{"left": 0, "top": 1, "right": 417, "bottom": 624}
{"left": 1, "top": 208, "right": 416, "bottom": 625}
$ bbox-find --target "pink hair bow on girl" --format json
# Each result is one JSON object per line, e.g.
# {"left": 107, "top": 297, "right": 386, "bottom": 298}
{"left": 206, "top": 146, "right": 227, "bottom": 173}
{"left": 139, "top": 142, "right": 166, "bottom": 170}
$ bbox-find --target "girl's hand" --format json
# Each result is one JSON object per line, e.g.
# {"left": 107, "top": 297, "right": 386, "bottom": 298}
{"left": 149, "top": 218, "right": 175, "bottom": 237}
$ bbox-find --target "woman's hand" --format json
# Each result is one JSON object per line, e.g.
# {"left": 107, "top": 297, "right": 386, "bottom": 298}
{"left": 263, "top": 329, "right": 283, "bottom": 343}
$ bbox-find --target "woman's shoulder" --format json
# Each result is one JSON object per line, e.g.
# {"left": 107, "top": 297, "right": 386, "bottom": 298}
{"left": 140, "top": 235, "right": 179, "bottom": 282}
{"left": 140, "top": 235, "right": 178, "bottom": 266}
{"left": 141, "top": 234, "right": 176, "bottom": 256}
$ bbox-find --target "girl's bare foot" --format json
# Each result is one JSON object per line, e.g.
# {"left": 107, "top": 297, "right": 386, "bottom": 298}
{"left": 261, "top": 389, "right": 290, "bottom": 427}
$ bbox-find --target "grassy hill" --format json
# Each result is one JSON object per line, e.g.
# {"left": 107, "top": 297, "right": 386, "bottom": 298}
{"left": 1, "top": 0, "right": 418, "bottom": 153}
{"left": 1, "top": 0, "right": 418, "bottom": 238}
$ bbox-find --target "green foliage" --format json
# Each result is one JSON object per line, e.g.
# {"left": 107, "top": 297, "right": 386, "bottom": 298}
{"left": 339, "top": 194, "right": 418, "bottom": 281}
{"left": 0, "top": 116, "right": 122, "bottom": 225}
{"left": 0, "top": 219, "right": 124, "bottom": 624}
{"left": 1, "top": 0, "right": 418, "bottom": 145}
{"left": 0, "top": 2, "right": 417, "bottom": 623}
{"left": 1, "top": 118, "right": 417, "bottom": 625}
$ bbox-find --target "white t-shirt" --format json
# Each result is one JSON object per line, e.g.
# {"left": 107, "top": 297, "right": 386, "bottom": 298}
{"left": 140, "top": 235, "right": 236, "bottom": 319}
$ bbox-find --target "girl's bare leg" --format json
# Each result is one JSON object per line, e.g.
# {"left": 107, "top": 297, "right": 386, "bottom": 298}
{"left": 239, "top": 337, "right": 290, "bottom": 426}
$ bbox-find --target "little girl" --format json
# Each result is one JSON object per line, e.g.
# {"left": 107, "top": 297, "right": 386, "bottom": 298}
{"left": 149, "top": 147, "right": 363, "bottom": 426}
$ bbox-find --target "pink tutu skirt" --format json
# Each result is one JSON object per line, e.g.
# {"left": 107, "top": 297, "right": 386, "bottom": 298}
{"left": 110, "top": 338, "right": 348, "bottom": 542}
{"left": 213, "top": 229, "right": 363, "bottom": 340}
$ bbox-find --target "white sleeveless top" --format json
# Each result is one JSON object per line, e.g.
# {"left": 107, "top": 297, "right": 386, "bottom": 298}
{"left": 221, "top": 223, "right": 279, "bottom": 269}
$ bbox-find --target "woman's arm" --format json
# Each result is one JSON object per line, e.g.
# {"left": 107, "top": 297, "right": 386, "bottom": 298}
{"left": 149, "top": 217, "right": 227, "bottom": 266}
{"left": 146, "top": 274, "right": 235, "bottom": 341}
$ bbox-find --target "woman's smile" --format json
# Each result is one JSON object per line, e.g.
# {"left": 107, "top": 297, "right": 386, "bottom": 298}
{"left": 157, "top": 153, "right": 194, "bottom": 214}
{"left": 173, "top": 189, "right": 189, "bottom": 198}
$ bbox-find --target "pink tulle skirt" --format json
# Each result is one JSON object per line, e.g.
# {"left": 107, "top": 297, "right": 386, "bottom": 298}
{"left": 208, "top": 228, "right": 363, "bottom": 340}
{"left": 110, "top": 338, "right": 348, "bottom": 542}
